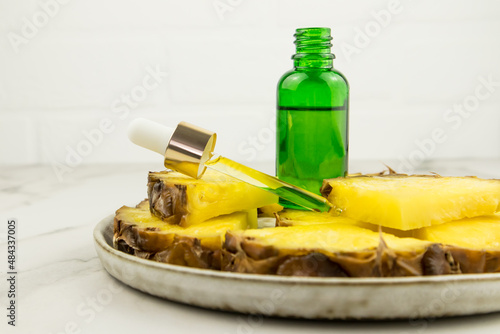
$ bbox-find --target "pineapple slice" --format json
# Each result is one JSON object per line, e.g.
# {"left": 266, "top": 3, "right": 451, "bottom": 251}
{"left": 414, "top": 214, "right": 500, "bottom": 250}
{"left": 413, "top": 214, "right": 500, "bottom": 273}
{"left": 238, "top": 224, "right": 429, "bottom": 253}
{"left": 223, "top": 224, "right": 440, "bottom": 277}
{"left": 276, "top": 209, "right": 414, "bottom": 238}
{"left": 114, "top": 200, "right": 253, "bottom": 269}
{"left": 321, "top": 174, "right": 500, "bottom": 230}
{"left": 148, "top": 170, "right": 278, "bottom": 226}
{"left": 276, "top": 208, "right": 365, "bottom": 227}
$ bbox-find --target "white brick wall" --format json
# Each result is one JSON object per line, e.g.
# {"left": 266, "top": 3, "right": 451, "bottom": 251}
{"left": 1, "top": 0, "right": 499, "bottom": 171}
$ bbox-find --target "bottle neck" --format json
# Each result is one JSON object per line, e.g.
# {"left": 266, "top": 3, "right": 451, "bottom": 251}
{"left": 292, "top": 27, "right": 335, "bottom": 70}
{"left": 293, "top": 54, "right": 333, "bottom": 70}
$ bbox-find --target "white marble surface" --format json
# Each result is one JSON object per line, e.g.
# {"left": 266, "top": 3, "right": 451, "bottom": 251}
{"left": 1, "top": 159, "right": 500, "bottom": 334}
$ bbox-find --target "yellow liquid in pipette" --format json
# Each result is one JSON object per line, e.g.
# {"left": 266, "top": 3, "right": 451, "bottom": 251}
{"left": 204, "top": 156, "right": 332, "bottom": 212}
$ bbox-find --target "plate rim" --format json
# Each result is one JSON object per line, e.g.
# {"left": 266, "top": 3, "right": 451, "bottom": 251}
{"left": 94, "top": 213, "right": 500, "bottom": 286}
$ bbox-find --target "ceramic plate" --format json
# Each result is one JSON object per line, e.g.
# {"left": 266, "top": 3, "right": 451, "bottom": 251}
{"left": 94, "top": 215, "right": 500, "bottom": 320}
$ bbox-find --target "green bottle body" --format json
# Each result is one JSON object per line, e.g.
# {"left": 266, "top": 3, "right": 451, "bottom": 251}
{"left": 276, "top": 28, "right": 349, "bottom": 205}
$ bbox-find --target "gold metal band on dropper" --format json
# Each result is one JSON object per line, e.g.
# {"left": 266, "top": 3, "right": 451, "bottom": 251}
{"left": 163, "top": 121, "right": 217, "bottom": 179}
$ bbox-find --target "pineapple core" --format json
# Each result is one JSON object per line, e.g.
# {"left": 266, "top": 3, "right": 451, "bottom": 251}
{"left": 321, "top": 176, "right": 500, "bottom": 230}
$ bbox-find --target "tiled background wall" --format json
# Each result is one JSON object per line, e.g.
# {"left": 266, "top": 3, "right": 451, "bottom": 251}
{"left": 1, "top": 0, "right": 499, "bottom": 174}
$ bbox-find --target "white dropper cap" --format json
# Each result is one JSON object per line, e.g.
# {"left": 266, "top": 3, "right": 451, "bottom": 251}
{"left": 127, "top": 118, "right": 217, "bottom": 178}
{"left": 128, "top": 118, "right": 174, "bottom": 156}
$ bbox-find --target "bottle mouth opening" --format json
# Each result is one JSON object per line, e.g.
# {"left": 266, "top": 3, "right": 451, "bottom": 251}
{"left": 295, "top": 27, "right": 331, "bottom": 36}
{"left": 294, "top": 27, "right": 332, "bottom": 53}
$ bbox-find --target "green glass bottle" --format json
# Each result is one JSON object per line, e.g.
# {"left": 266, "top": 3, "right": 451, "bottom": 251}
{"left": 277, "top": 27, "right": 349, "bottom": 208}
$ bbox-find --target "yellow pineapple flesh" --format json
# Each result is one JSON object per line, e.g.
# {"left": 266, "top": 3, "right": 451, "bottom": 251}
{"left": 276, "top": 209, "right": 359, "bottom": 227}
{"left": 321, "top": 175, "right": 500, "bottom": 230}
{"left": 148, "top": 170, "right": 278, "bottom": 226}
{"left": 414, "top": 213, "right": 500, "bottom": 250}
{"left": 276, "top": 209, "right": 414, "bottom": 238}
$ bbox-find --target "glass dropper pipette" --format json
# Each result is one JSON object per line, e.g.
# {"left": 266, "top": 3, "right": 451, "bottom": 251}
{"left": 128, "top": 118, "right": 332, "bottom": 212}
